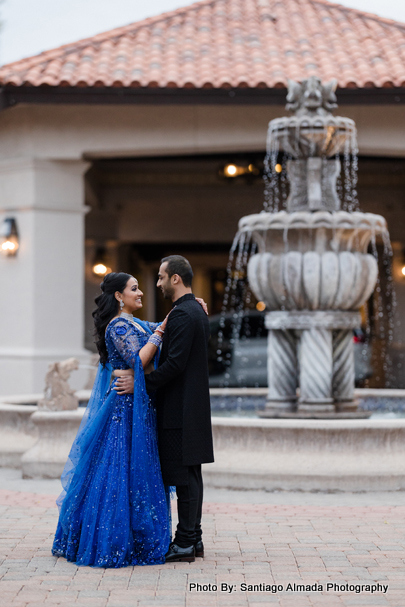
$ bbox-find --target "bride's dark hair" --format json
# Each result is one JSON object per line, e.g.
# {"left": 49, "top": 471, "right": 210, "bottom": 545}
{"left": 93, "top": 272, "right": 132, "bottom": 366}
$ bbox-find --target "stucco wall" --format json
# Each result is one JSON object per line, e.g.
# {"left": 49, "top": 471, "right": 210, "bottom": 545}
{"left": 0, "top": 103, "right": 404, "bottom": 161}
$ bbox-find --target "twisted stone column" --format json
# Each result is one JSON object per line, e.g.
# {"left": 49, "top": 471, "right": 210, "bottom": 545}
{"left": 266, "top": 329, "right": 297, "bottom": 410}
{"left": 332, "top": 329, "right": 355, "bottom": 402}
{"left": 299, "top": 328, "right": 333, "bottom": 407}
{"left": 265, "top": 311, "right": 361, "bottom": 415}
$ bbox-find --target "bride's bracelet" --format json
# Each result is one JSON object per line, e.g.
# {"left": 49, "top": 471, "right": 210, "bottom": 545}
{"left": 155, "top": 327, "right": 164, "bottom": 336}
{"left": 148, "top": 333, "right": 163, "bottom": 348}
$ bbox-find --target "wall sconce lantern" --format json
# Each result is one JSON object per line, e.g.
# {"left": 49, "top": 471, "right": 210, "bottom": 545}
{"left": 92, "top": 247, "right": 111, "bottom": 277}
{"left": 0, "top": 218, "right": 19, "bottom": 256}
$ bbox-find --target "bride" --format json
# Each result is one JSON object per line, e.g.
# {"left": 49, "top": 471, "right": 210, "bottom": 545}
{"left": 52, "top": 272, "right": 173, "bottom": 567}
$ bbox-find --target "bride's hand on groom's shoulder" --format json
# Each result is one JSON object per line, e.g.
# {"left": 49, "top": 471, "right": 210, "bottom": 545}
{"left": 160, "top": 311, "right": 171, "bottom": 331}
{"left": 196, "top": 297, "right": 209, "bottom": 315}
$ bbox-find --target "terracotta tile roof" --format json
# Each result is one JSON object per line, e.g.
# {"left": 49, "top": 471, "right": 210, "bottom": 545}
{"left": 1, "top": 0, "right": 405, "bottom": 90}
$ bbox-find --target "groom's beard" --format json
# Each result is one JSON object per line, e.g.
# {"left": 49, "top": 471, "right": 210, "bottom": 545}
{"left": 161, "top": 286, "right": 174, "bottom": 300}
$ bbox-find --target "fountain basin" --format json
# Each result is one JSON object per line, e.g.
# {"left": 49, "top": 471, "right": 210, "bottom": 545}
{"left": 21, "top": 409, "right": 84, "bottom": 479}
{"left": 0, "top": 391, "right": 90, "bottom": 477}
{"left": 0, "top": 403, "right": 38, "bottom": 468}
{"left": 248, "top": 252, "right": 377, "bottom": 311}
{"left": 2, "top": 393, "right": 405, "bottom": 490}
{"left": 205, "top": 417, "right": 405, "bottom": 492}
{"left": 239, "top": 210, "right": 388, "bottom": 254}
{"left": 268, "top": 115, "right": 355, "bottom": 158}
{"left": 239, "top": 210, "right": 387, "bottom": 235}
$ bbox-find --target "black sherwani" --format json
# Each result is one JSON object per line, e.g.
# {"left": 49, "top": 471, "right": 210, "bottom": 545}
{"left": 145, "top": 293, "right": 214, "bottom": 485}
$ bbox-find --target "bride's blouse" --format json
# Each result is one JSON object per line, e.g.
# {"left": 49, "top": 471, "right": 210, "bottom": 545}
{"left": 105, "top": 317, "right": 159, "bottom": 370}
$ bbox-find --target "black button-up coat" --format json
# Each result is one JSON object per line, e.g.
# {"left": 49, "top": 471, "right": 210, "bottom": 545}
{"left": 145, "top": 294, "right": 214, "bottom": 472}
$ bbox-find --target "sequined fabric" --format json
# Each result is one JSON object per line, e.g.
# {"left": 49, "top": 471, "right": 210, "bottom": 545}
{"left": 52, "top": 317, "right": 171, "bottom": 568}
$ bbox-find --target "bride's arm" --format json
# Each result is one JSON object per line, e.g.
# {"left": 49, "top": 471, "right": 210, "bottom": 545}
{"left": 114, "top": 302, "right": 207, "bottom": 394}
{"left": 110, "top": 321, "right": 166, "bottom": 371}
{"left": 139, "top": 337, "right": 163, "bottom": 369}
{"left": 112, "top": 314, "right": 170, "bottom": 393}
{"left": 113, "top": 338, "right": 160, "bottom": 395}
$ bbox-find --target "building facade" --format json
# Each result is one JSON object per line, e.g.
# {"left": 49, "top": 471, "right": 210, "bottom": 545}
{"left": 1, "top": 0, "right": 405, "bottom": 394}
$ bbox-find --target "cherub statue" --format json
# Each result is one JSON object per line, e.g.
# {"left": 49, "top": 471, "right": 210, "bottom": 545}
{"left": 286, "top": 77, "right": 338, "bottom": 116}
{"left": 38, "top": 358, "right": 79, "bottom": 411}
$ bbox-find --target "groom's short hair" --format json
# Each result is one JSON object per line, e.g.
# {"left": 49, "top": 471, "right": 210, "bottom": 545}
{"left": 161, "top": 255, "right": 193, "bottom": 287}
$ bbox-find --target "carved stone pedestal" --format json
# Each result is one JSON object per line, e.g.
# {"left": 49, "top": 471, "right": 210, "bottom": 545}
{"left": 262, "top": 311, "right": 361, "bottom": 418}
{"left": 265, "top": 329, "right": 297, "bottom": 414}
{"left": 299, "top": 327, "right": 334, "bottom": 408}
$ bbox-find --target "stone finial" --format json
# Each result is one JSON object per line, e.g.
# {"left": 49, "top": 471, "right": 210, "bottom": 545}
{"left": 38, "top": 358, "right": 79, "bottom": 411}
{"left": 286, "top": 77, "right": 338, "bottom": 116}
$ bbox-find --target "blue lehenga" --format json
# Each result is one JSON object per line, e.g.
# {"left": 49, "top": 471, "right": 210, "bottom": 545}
{"left": 52, "top": 317, "right": 171, "bottom": 567}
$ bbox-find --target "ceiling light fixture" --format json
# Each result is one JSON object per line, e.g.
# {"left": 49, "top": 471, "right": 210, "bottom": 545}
{"left": 223, "top": 163, "right": 260, "bottom": 178}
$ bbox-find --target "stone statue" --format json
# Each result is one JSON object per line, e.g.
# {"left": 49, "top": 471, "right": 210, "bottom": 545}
{"left": 38, "top": 358, "right": 79, "bottom": 411}
{"left": 286, "top": 76, "right": 338, "bottom": 116}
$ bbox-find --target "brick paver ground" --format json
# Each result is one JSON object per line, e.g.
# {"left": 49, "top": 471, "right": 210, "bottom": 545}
{"left": 0, "top": 485, "right": 404, "bottom": 607}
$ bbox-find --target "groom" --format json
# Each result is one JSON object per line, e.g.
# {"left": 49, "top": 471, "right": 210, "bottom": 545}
{"left": 117, "top": 255, "right": 214, "bottom": 563}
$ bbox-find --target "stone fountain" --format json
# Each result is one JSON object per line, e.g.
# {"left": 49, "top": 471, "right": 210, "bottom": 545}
{"left": 238, "top": 77, "right": 389, "bottom": 417}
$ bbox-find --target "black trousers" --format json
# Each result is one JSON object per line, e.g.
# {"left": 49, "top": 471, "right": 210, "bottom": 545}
{"left": 174, "top": 465, "right": 203, "bottom": 548}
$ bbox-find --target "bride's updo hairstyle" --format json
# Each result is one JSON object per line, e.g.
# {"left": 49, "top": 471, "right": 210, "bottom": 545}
{"left": 93, "top": 272, "right": 132, "bottom": 365}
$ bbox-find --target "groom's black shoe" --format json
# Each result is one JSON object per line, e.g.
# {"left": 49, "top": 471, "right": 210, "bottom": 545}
{"left": 194, "top": 540, "right": 204, "bottom": 558}
{"left": 165, "top": 543, "right": 195, "bottom": 563}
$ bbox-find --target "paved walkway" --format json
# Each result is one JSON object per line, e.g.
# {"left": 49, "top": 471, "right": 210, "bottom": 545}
{"left": 0, "top": 469, "right": 405, "bottom": 607}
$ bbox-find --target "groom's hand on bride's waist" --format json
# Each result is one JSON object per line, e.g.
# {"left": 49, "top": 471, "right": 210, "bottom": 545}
{"left": 113, "top": 370, "right": 134, "bottom": 394}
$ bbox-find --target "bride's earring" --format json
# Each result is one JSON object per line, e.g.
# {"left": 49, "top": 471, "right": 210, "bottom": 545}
{"left": 119, "top": 300, "right": 124, "bottom": 310}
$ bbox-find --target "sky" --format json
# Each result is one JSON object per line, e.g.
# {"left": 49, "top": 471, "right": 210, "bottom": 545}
{"left": 1, "top": 0, "right": 405, "bottom": 66}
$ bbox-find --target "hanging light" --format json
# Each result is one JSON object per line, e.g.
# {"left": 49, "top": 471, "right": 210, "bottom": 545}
{"left": 247, "top": 163, "right": 260, "bottom": 175}
{"left": 92, "top": 247, "right": 111, "bottom": 276}
{"left": 222, "top": 162, "right": 260, "bottom": 178}
{"left": 0, "top": 218, "right": 19, "bottom": 256}
{"left": 223, "top": 163, "right": 244, "bottom": 177}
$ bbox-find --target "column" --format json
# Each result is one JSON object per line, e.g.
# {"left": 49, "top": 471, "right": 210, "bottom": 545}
{"left": 299, "top": 327, "right": 334, "bottom": 411}
{"left": 0, "top": 158, "right": 91, "bottom": 396}
{"left": 332, "top": 329, "right": 356, "bottom": 408}
{"left": 265, "top": 329, "right": 298, "bottom": 413}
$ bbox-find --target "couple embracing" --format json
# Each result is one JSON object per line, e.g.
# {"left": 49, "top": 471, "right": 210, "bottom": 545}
{"left": 52, "top": 255, "right": 214, "bottom": 567}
